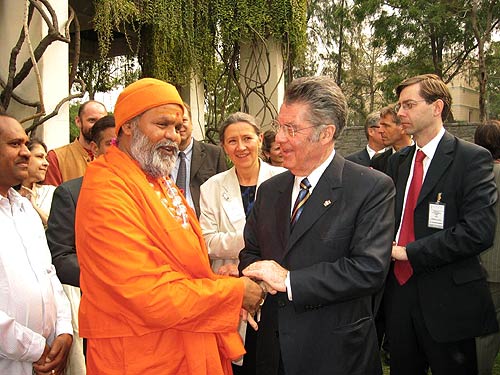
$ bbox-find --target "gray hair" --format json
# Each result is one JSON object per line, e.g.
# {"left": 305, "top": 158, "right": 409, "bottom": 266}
{"left": 219, "top": 112, "right": 261, "bottom": 142}
{"left": 284, "top": 76, "right": 348, "bottom": 140}
{"left": 364, "top": 112, "right": 380, "bottom": 139}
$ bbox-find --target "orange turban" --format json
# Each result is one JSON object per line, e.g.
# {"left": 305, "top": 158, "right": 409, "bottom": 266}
{"left": 114, "top": 78, "right": 184, "bottom": 134}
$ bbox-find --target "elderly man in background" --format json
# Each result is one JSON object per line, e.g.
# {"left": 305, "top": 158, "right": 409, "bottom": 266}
{"left": 346, "top": 111, "right": 386, "bottom": 166}
{"left": 75, "top": 78, "right": 264, "bottom": 375}
{"left": 0, "top": 114, "right": 73, "bottom": 375}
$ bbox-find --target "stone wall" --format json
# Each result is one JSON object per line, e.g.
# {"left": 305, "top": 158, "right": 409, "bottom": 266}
{"left": 335, "top": 123, "right": 480, "bottom": 157}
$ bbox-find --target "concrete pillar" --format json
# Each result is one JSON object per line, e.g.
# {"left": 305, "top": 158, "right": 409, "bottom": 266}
{"left": 0, "top": 0, "right": 69, "bottom": 149}
{"left": 180, "top": 76, "right": 205, "bottom": 141}
{"left": 239, "top": 37, "right": 284, "bottom": 129}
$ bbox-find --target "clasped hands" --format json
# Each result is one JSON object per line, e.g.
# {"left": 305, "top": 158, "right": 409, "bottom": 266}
{"left": 32, "top": 333, "right": 72, "bottom": 375}
{"left": 240, "top": 260, "right": 288, "bottom": 330}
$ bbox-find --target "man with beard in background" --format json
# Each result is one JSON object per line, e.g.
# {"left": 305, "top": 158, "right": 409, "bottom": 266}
{"left": 75, "top": 78, "right": 265, "bottom": 375}
{"left": 45, "top": 100, "right": 108, "bottom": 186}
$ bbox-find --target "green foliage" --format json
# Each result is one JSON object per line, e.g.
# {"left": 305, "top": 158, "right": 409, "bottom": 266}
{"left": 353, "top": 0, "right": 476, "bottom": 82}
{"left": 69, "top": 103, "right": 79, "bottom": 142}
{"left": 93, "top": 0, "right": 307, "bottom": 86}
{"left": 487, "top": 41, "right": 500, "bottom": 119}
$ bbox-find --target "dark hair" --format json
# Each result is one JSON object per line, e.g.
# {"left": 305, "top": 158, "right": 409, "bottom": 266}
{"left": 283, "top": 76, "right": 347, "bottom": 140}
{"left": 474, "top": 120, "right": 500, "bottom": 160}
{"left": 90, "top": 115, "right": 115, "bottom": 144}
{"left": 396, "top": 74, "right": 452, "bottom": 122}
{"left": 262, "top": 130, "right": 276, "bottom": 153}
{"left": 27, "top": 138, "right": 47, "bottom": 153}
{"left": 78, "top": 100, "right": 107, "bottom": 117}
{"left": 219, "top": 112, "right": 260, "bottom": 143}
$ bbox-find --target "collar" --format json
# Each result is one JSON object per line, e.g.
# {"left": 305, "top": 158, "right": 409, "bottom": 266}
{"left": 180, "top": 138, "right": 194, "bottom": 157}
{"left": 418, "top": 127, "right": 445, "bottom": 161}
{"left": 294, "top": 149, "right": 336, "bottom": 193}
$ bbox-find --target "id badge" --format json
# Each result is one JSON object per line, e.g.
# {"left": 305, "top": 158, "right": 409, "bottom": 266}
{"left": 428, "top": 193, "right": 445, "bottom": 229}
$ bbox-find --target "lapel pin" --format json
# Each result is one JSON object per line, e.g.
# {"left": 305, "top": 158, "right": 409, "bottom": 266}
{"left": 323, "top": 200, "right": 331, "bottom": 207}
{"left": 223, "top": 192, "right": 230, "bottom": 201}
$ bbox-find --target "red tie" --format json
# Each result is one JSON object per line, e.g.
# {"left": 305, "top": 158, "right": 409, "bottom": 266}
{"left": 394, "top": 150, "right": 426, "bottom": 285}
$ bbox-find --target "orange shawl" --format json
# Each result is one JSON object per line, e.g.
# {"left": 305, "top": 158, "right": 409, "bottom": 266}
{"left": 76, "top": 146, "right": 244, "bottom": 374}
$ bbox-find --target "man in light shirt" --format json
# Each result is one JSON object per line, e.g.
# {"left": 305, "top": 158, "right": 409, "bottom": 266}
{"left": 0, "top": 114, "right": 73, "bottom": 375}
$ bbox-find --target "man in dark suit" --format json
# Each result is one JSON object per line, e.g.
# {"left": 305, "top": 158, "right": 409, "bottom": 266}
{"left": 370, "top": 104, "right": 412, "bottom": 173}
{"left": 239, "top": 76, "right": 396, "bottom": 375}
{"left": 48, "top": 115, "right": 116, "bottom": 286}
{"left": 46, "top": 115, "right": 115, "bottom": 373}
{"left": 385, "top": 74, "right": 498, "bottom": 375}
{"left": 172, "top": 103, "right": 227, "bottom": 216}
{"left": 346, "top": 111, "right": 386, "bottom": 166}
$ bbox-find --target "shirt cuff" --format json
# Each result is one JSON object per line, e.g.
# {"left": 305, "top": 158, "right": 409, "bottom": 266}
{"left": 285, "top": 271, "right": 293, "bottom": 301}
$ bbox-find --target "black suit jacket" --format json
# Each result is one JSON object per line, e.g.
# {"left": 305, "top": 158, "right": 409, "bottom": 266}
{"left": 47, "top": 177, "right": 82, "bottom": 287}
{"left": 370, "top": 148, "right": 393, "bottom": 173}
{"left": 346, "top": 147, "right": 371, "bottom": 167}
{"left": 239, "top": 154, "right": 395, "bottom": 375}
{"left": 385, "top": 131, "right": 498, "bottom": 342}
{"left": 189, "top": 139, "right": 227, "bottom": 216}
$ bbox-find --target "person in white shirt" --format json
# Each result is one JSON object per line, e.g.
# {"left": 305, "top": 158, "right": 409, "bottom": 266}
{"left": 0, "top": 114, "right": 73, "bottom": 375}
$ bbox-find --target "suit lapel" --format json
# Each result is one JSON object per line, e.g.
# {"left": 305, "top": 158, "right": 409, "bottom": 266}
{"left": 417, "top": 131, "right": 455, "bottom": 206}
{"left": 276, "top": 173, "right": 294, "bottom": 257}
{"left": 285, "top": 156, "right": 343, "bottom": 254}
{"left": 395, "top": 146, "right": 414, "bottom": 225}
{"left": 190, "top": 140, "right": 204, "bottom": 178}
{"left": 220, "top": 168, "right": 246, "bottom": 230}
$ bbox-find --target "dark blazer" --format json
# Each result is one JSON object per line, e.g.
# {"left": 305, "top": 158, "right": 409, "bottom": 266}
{"left": 370, "top": 148, "right": 393, "bottom": 173}
{"left": 46, "top": 177, "right": 82, "bottom": 287}
{"left": 189, "top": 139, "right": 227, "bottom": 216}
{"left": 346, "top": 147, "right": 371, "bottom": 167}
{"left": 239, "top": 154, "right": 395, "bottom": 375}
{"left": 385, "top": 131, "right": 498, "bottom": 342}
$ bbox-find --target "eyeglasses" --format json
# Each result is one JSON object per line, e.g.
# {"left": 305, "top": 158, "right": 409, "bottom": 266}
{"left": 395, "top": 99, "right": 427, "bottom": 112}
{"left": 271, "top": 120, "right": 317, "bottom": 138}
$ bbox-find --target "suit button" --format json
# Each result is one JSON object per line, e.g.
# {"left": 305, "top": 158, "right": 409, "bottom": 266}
{"left": 277, "top": 300, "right": 286, "bottom": 307}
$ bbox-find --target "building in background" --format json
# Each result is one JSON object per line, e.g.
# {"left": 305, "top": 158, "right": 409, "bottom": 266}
{"left": 448, "top": 67, "right": 480, "bottom": 122}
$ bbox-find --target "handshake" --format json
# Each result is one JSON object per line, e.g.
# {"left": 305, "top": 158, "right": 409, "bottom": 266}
{"left": 239, "top": 260, "right": 288, "bottom": 315}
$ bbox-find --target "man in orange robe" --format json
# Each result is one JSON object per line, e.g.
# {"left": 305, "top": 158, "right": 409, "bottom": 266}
{"left": 75, "top": 78, "right": 264, "bottom": 375}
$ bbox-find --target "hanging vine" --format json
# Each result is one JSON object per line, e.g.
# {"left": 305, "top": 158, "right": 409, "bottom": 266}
{"left": 92, "top": 0, "right": 307, "bottom": 86}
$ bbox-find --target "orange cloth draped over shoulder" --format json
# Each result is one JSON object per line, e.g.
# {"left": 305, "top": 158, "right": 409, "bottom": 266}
{"left": 75, "top": 146, "right": 245, "bottom": 375}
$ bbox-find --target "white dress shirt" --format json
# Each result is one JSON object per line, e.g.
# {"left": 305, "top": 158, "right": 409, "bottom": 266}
{"left": 286, "top": 149, "right": 336, "bottom": 299}
{"left": 366, "top": 145, "right": 385, "bottom": 159}
{"left": 395, "top": 127, "right": 445, "bottom": 243}
{"left": 0, "top": 188, "right": 72, "bottom": 375}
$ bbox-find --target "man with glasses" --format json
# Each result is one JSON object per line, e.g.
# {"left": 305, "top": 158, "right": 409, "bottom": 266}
{"left": 239, "top": 76, "right": 396, "bottom": 375}
{"left": 346, "top": 111, "right": 386, "bottom": 166}
{"left": 384, "top": 74, "right": 498, "bottom": 374}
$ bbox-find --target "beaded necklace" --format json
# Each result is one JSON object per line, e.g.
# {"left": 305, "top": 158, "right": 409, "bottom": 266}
{"left": 148, "top": 177, "right": 190, "bottom": 229}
